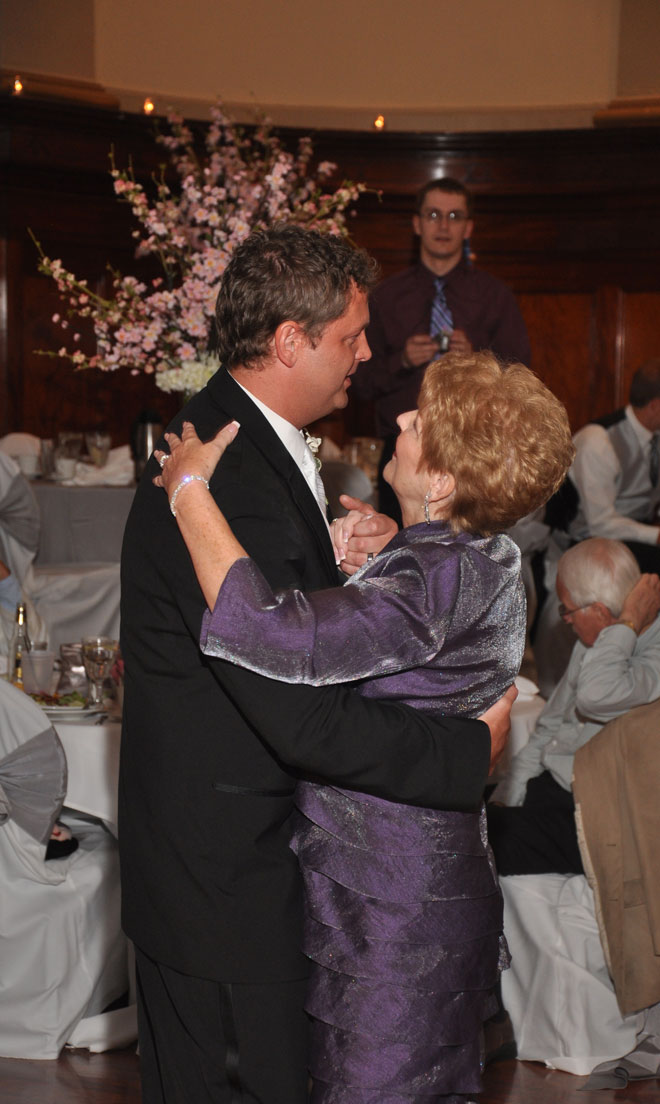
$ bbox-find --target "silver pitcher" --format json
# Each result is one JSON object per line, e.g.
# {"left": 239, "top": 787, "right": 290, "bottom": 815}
{"left": 132, "top": 411, "right": 163, "bottom": 480}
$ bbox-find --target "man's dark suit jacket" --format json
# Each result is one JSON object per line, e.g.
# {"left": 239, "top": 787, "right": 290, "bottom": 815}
{"left": 119, "top": 368, "right": 490, "bottom": 984}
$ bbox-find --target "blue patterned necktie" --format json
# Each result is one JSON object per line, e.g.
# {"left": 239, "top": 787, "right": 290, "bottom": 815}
{"left": 650, "top": 433, "right": 659, "bottom": 487}
{"left": 430, "top": 277, "right": 453, "bottom": 339}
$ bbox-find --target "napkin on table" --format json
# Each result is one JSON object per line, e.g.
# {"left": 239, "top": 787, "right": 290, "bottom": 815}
{"left": 65, "top": 445, "right": 135, "bottom": 486}
{"left": 514, "top": 675, "right": 540, "bottom": 701}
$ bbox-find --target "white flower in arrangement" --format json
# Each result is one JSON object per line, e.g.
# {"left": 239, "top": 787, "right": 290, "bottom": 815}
{"left": 156, "top": 355, "right": 219, "bottom": 395}
{"left": 31, "top": 101, "right": 369, "bottom": 398}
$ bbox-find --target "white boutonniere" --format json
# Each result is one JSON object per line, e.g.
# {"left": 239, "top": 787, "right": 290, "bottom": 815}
{"left": 304, "top": 430, "right": 323, "bottom": 471}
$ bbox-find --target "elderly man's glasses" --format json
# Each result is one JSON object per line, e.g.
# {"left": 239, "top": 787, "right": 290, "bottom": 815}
{"left": 559, "top": 601, "right": 594, "bottom": 621}
{"left": 419, "top": 209, "right": 468, "bottom": 224}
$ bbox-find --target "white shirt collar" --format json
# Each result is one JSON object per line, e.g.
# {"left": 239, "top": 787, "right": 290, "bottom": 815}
{"left": 231, "top": 375, "right": 330, "bottom": 528}
{"left": 232, "top": 375, "right": 307, "bottom": 468}
{"left": 626, "top": 404, "right": 655, "bottom": 450}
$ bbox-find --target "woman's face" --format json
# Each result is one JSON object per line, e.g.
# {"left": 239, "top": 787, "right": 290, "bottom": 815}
{"left": 383, "top": 409, "right": 429, "bottom": 513}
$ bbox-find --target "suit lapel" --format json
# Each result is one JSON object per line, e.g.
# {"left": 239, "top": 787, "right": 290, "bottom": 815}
{"left": 207, "top": 370, "right": 338, "bottom": 582}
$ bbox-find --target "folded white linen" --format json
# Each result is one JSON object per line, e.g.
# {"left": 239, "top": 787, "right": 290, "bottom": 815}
{"left": 64, "top": 446, "right": 135, "bottom": 487}
{"left": 514, "top": 674, "right": 540, "bottom": 700}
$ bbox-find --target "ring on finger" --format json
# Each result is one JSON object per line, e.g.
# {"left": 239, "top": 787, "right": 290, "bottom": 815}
{"left": 158, "top": 454, "right": 170, "bottom": 469}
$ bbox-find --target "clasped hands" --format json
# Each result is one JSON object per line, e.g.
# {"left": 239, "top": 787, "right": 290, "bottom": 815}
{"left": 154, "top": 422, "right": 398, "bottom": 575}
{"left": 402, "top": 330, "right": 473, "bottom": 369}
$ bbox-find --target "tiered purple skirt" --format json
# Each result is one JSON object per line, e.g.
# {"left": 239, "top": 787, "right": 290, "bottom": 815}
{"left": 291, "top": 782, "right": 506, "bottom": 1103}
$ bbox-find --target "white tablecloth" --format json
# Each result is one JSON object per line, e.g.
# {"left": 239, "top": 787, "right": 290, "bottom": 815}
{"left": 490, "top": 682, "right": 545, "bottom": 783}
{"left": 55, "top": 717, "right": 121, "bottom": 836}
{"left": 32, "top": 483, "right": 135, "bottom": 565}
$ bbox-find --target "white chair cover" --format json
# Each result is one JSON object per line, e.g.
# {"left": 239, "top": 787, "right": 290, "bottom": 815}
{"left": 0, "top": 453, "right": 120, "bottom": 653}
{"left": 0, "top": 433, "right": 41, "bottom": 456}
{"left": 0, "top": 453, "right": 40, "bottom": 587}
{"left": 0, "top": 728, "right": 66, "bottom": 842}
{"left": 26, "top": 562, "right": 121, "bottom": 652}
{"left": 0, "top": 680, "right": 132, "bottom": 1058}
{"left": 500, "top": 873, "right": 641, "bottom": 1074}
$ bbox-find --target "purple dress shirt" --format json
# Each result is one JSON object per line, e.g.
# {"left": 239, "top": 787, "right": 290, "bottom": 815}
{"left": 354, "top": 260, "right": 531, "bottom": 437}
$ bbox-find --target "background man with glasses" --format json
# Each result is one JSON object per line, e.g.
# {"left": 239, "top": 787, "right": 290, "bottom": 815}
{"left": 566, "top": 358, "right": 660, "bottom": 574}
{"left": 486, "top": 537, "right": 660, "bottom": 875}
{"left": 353, "top": 177, "right": 531, "bottom": 519}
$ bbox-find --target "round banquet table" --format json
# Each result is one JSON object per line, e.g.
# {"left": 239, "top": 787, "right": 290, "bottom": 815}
{"left": 31, "top": 482, "right": 135, "bottom": 565}
{"left": 55, "top": 715, "right": 121, "bottom": 836}
{"left": 489, "top": 680, "right": 546, "bottom": 783}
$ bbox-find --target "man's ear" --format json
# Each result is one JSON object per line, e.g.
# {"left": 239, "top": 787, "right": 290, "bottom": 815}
{"left": 412, "top": 214, "right": 421, "bottom": 238}
{"left": 273, "top": 320, "right": 305, "bottom": 367}
{"left": 592, "top": 601, "right": 616, "bottom": 627}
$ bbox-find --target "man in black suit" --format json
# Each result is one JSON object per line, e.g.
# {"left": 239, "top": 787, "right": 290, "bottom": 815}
{"left": 119, "top": 226, "right": 514, "bottom": 1104}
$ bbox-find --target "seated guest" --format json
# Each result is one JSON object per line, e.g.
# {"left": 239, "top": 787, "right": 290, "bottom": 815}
{"left": 0, "top": 452, "right": 47, "bottom": 667}
{"left": 488, "top": 538, "right": 660, "bottom": 875}
{"left": 0, "top": 556, "right": 21, "bottom": 613}
{"left": 1, "top": 553, "right": 77, "bottom": 859}
{"left": 567, "top": 358, "right": 660, "bottom": 573}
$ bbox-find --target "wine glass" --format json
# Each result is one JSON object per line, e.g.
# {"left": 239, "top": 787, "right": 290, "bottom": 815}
{"left": 57, "top": 431, "right": 84, "bottom": 459}
{"left": 82, "top": 637, "right": 118, "bottom": 706}
{"left": 85, "top": 430, "right": 112, "bottom": 467}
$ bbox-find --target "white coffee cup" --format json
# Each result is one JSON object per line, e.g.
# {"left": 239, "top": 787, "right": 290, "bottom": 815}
{"left": 16, "top": 453, "right": 40, "bottom": 478}
{"left": 55, "top": 457, "right": 77, "bottom": 480}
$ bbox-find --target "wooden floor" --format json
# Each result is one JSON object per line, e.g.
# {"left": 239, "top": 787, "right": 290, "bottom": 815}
{"left": 0, "top": 1048, "right": 658, "bottom": 1104}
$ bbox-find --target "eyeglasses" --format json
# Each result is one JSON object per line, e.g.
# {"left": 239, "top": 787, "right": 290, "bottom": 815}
{"left": 558, "top": 601, "right": 594, "bottom": 621}
{"left": 418, "top": 209, "right": 469, "bottom": 224}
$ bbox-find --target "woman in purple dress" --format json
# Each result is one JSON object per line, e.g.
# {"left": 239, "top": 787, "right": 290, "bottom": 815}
{"left": 154, "top": 353, "right": 573, "bottom": 1102}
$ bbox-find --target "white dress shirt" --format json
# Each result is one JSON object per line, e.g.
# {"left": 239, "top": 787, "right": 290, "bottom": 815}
{"left": 491, "top": 614, "right": 660, "bottom": 805}
{"left": 569, "top": 405, "right": 660, "bottom": 545}
{"left": 232, "top": 378, "right": 331, "bottom": 535}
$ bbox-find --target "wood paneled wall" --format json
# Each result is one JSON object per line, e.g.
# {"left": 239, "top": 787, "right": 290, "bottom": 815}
{"left": 2, "top": 96, "right": 660, "bottom": 444}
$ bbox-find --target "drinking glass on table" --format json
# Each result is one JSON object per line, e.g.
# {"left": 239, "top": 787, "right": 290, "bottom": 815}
{"left": 85, "top": 430, "right": 112, "bottom": 467}
{"left": 40, "top": 438, "right": 55, "bottom": 478}
{"left": 82, "top": 637, "right": 118, "bottom": 705}
{"left": 57, "top": 431, "right": 84, "bottom": 459}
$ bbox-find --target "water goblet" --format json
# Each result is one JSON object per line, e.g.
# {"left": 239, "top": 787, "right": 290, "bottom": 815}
{"left": 57, "top": 431, "right": 84, "bottom": 460}
{"left": 85, "top": 430, "right": 112, "bottom": 467}
{"left": 82, "top": 637, "right": 118, "bottom": 706}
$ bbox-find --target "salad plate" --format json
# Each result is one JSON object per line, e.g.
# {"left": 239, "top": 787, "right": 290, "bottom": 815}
{"left": 41, "top": 703, "right": 106, "bottom": 721}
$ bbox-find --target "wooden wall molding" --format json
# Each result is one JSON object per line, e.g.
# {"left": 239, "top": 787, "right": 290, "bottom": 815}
{"left": 594, "top": 96, "right": 660, "bottom": 127}
{"left": 0, "top": 69, "right": 119, "bottom": 110}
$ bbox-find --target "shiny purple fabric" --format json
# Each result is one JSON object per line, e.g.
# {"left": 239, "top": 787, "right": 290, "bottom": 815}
{"left": 201, "top": 523, "right": 525, "bottom": 1101}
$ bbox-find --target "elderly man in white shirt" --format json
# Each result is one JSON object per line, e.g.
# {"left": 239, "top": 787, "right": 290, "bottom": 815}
{"left": 567, "top": 358, "right": 660, "bottom": 573}
{"left": 488, "top": 537, "right": 660, "bottom": 875}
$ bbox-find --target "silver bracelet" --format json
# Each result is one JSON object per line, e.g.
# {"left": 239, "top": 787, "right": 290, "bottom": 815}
{"left": 169, "top": 474, "right": 210, "bottom": 517}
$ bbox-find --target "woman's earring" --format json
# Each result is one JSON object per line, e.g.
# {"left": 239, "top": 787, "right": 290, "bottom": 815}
{"left": 424, "top": 491, "right": 431, "bottom": 525}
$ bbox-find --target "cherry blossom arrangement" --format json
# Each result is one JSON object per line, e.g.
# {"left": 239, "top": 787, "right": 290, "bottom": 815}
{"left": 32, "top": 102, "right": 366, "bottom": 396}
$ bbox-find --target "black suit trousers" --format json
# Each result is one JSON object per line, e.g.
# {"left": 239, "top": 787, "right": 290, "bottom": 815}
{"left": 486, "top": 771, "right": 585, "bottom": 876}
{"left": 135, "top": 947, "right": 309, "bottom": 1104}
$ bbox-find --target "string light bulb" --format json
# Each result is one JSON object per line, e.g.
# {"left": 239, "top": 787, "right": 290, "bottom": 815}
{"left": 13, "top": 75, "right": 23, "bottom": 95}
{"left": 143, "top": 97, "right": 155, "bottom": 115}
{"left": 373, "top": 114, "right": 386, "bottom": 130}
